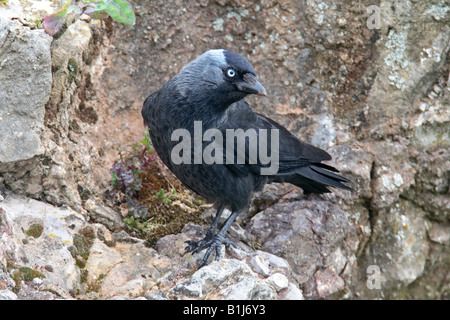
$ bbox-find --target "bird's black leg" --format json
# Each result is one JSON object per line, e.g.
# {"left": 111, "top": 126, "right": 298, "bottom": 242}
{"left": 185, "top": 204, "right": 225, "bottom": 253}
{"left": 184, "top": 207, "right": 239, "bottom": 268}
{"left": 197, "top": 210, "right": 239, "bottom": 268}
{"left": 209, "top": 203, "right": 225, "bottom": 231}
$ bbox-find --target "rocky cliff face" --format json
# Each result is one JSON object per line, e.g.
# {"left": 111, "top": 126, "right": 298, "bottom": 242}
{"left": 0, "top": 0, "right": 448, "bottom": 299}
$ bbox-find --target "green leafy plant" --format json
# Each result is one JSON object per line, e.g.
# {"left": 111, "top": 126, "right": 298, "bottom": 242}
{"left": 110, "top": 129, "right": 155, "bottom": 198}
{"left": 153, "top": 188, "right": 176, "bottom": 205}
{"left": 43, "top": 0, "right": 135, "bottom": 38}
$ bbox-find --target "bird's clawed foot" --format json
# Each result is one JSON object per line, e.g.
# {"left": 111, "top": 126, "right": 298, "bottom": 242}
{"left": 185, "top": 231, "right": 237, "bottom": 268}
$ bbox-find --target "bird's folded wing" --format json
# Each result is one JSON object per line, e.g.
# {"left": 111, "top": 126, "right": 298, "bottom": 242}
{"left": 217, "top": 100, "right": 333, "bottom": 177}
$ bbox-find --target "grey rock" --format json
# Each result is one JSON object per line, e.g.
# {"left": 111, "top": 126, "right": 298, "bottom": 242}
{"left": 0, "top": 267, "right": 15, "bottom": 292}
{"left": 247, "top": 250, "right": 291, "bottom": 277}
{"left": 326, "top": 145, "right": 374, "bottom": 201}
{"left": 282, "top": 283, "right": 305, "bottom": 300}
{"left": 0, "top": 14, "right": 145, "bottom": 209}
{"left": 170, "top": 259, "right": 276, "bottom": 300}
{"left": 85, "top": 199, "right": 125, "bottom": 232}
{"left": 0, "top": 194, "right": 85, "bottom": 298}
{"left": 248, "top": 254, "right": 271, "bottom": 277}
{"left": 0, "top": 289, "right": 17, "bottom": 300}
{"left": 15, "top": 283, "right": 60, "bottom": 300}
{"left": 366, "top": 0, "right": 449, "bottom": 123}
{"left": 370, "top": 141, "right": 416, "bottom": 210}
{"left": 428, "top": 223, "right": 450, "bottom": 244}
{"left": 170, "top": 259, "right": 251, "bottom": 298}
{"left": 220, "top": 276, "right": 276, "bottom": 300}
{"left": 145, "top": 290, "right": 169, "bottom": 300}
{"left": 265, "top": 273, "right": 289, "bottom": 292}
{"left": 248, "top": 183, "right": 301, "bottom": 219}
{"left": 355, "top": 199, "right": 430, "bottom": 298}
{"left": 314, "top": 266, "right": 345, "bottom": 298}
{"left": 404, "top": 146, "right": 449, "bottom": 222}
{"left": 96, "top": 242, "right": 168, "bottom": 299}
{"left": 83, "top": 237, "right": 123, "bottom": 284}
{"left": 0, "top": 17, "right": 52, "bottom": 165}
{"left": 0, "top": 193, "right": 300, "bottom": 300}
{"left": 247, "top": 200, "right": 353, "bottom": 286}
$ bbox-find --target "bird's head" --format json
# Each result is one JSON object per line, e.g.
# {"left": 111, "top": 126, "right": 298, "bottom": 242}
{"left": 177, "top": 49, "right": 267, "bottom": 106}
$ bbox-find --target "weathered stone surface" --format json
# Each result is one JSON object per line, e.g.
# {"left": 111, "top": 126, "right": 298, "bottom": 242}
{"left": 265, "top": 272, "right": 289, "bottom": 292}
{"left": 354, "top": 199, "right": 431, "bottom": 299}
{"left": 0, "top": 0, "right": 59, "bottom": 21}
{"left": 84, "top": 199, "right": 125, "bottom": 232}
{"left": 246, "top": 199, "right": 359, "bottom": 298}
{"left": 404, "top": 145, "right": 449, "bottom": 222}
{"left": 0, "top": 194, "right": 301, "bottom": 300}
{"left": 326, "top": 145, "right": 374, "bottom": 202}
{"left": 0, "top": 15, "right": 144, "bottom": 210}
{"left": 366, "top": 0, "right": 450, "bottom": 123}
{"left": 97, "top": 242, "right": 169, "bottom": 298}
{"left": 282, "top": 283, "right": 305, "bottom": 300}
{"left": 314, "top": 266, "right": 345, "bottom": 298}
{"left": 170, "top": 259, "right": 276, "bottom": 300}
{"left": 0, "top": 17, "right": 51, "bottom": 165}
{"left": 0, "top": 194, "right": 85, "bottom": 298}
{"left": 0, "top": 289, "right": 17, "bottom": 300}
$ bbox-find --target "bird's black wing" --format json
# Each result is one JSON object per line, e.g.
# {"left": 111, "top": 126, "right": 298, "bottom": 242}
{"left": 218, "top": 100, "right": 351, "bottom": 193}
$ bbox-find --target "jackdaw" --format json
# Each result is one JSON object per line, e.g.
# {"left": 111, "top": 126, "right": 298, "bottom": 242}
{"left": 142, "top": 49, "right": 351, "bottom": 268}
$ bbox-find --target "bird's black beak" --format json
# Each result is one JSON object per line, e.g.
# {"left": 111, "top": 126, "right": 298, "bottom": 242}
{"left": 236, "top": 73, "right": 267, "bottom": 96}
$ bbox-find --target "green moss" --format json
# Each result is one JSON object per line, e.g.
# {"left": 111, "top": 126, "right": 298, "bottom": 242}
{"left": 80, "top": 269, "right": 88, "bottom": 284}
{"left": 73, "top": 227, "right": 95, "bottom": 256}
{"left": 26, "top": 223, "right": 44, "bottom": 238}
{"left": 76, "top": 257, "right": 87, "bottom": 269}
{"left": 72, "top": 226, "right": 95, "bottom": 268}
{"left": 18, "top": 267, "right": 45, "bottom": 281}
{"left": 12, "top": 266, "right": 45, "bottom": 292}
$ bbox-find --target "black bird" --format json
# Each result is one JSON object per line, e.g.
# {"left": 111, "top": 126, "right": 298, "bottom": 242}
{"left": 142, "top": 49, "right": 350, "bottom": 268}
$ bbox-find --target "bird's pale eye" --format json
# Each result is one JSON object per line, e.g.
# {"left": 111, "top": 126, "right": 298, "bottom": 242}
{"left": 225, "top": 68, "right": 236, "bottom": 78}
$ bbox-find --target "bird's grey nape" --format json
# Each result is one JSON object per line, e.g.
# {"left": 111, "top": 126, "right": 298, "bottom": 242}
{"left": 180, "top": 49, "right": 227, "bottom": 74}
{"left": 176, "top": 49, "right": 229, "bottom": 93}
{"left": 204, "top": 49, "right": 227, "bottom": 64}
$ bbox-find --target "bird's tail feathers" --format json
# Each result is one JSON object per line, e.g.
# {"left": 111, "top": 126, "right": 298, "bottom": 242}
{"left": 310, "top": 162, "right": 340, "bottom": 172}
{"left": 281, "top": 164, "right": 351, "bottom": 194}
